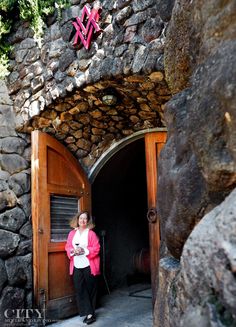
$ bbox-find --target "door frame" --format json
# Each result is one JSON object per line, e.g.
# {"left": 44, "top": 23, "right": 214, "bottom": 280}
{"left": 89, "top": 127, "right": 167, "bottom": 183}
{"left": 89, "top": 128, "right": 167, "bottom": 303}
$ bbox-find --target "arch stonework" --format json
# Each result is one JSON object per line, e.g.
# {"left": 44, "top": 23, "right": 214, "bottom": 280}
{"left": 89, "top": 127, "right": 167, "bottom": 182}
{"left": 6, "top": 0, "right": 171, "bottom": 172}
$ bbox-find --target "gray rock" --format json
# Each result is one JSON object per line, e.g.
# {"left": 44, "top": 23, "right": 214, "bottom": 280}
{"left": 158, "top": 93, "right": 204, "bottom": 258}
{"left": 5, "top": 254, "right": 32, "bottom": 289}
{"left": 26, "top": 291, "right": 33, "bottom": 309}
{"left": 154, "top": 257, "right": 180, "bottom": 327}
{"left": 0, "top": 137, "right": 27, "bottom": 155}
{"left": 25, "top": 48, "right": 41, "bottom": 63}
{"left": 0, "top": 206, "right": 26, "bottom": 232}
{"left": 19, "top": 222, "right": 32, "bottom": 239}
{"left": 0, "top": 126, "right": 17, "bottom": 138}
{"left": 141, "top": 17, "right": 164, "bottom": 43}
{"left": 0, "top": 189, "right": 17, "bottom": 211}
{"left": 117, "top": 0, "right": 132, "bottom": 9}
{"left": 45, "top": 22, "right": 61, "bottom": 42}
{"left": 0, "top": 154, "right": 29, "bottom": 174}
{"left": 158, "top": 64, "right": 234, "bottom": 257}
{"left": 48, "top": 39, "right": 67, "bottom": 59}
{"left": 132, "top": 0, "right": 155, "bottom": 13}
{"left": 8, "top": 172, "right": 30, "bottom": 197}
{"left": 115, "top": 6, "right": 133, "bottom": 24}
{"left": 31, "top": 75, "right": 45, "bottom": 93}
{"left": 61, "top": 20, "right": 75, "bottom": 43}
{"left": 59, "top": 48, "right": 76, "bottom": 72}
{"left": 156, "top": 0, "right": 175, "bottom": 22}
{"left": 0, "top": 286, "right": 25, "bottom": 321}
{"left": 22, "top": 146, "right": 31, "bottom": 162}
{"left": 102, "top": 0, "right": 117, "bottom": 11}
{"left": 0, "top": 230, "right": 20, "bottom": 259}
{"left": 18, "top": 38, "right": 37, "bottom": 49}
{"left": 143, "top": 43, "right": 164, "bottom": 74}
{"left": 170, "top": 188, "right": 236, "bottom": 326}
{"left": 187, "top": 42, "right": 236, "bottom": 191}
{"left": 0, "top": 104, "right": 16, "bottom": 130}
{"left": 0, "top": 259, "right": 7, "bottom": 294}
{"left": 5, "top": 256, "right": 27, "bottom": 287}
{"left": 132, "top": 45, "right": 148, "bottom": 73}
{"left": 0, "top": 171, "right": 10, "bottom": 189}
{"left": 124, "top": 10, "right": 151, "bottom": 27}
{"left": 15, "top": 49, "right": 28, "bottom": 63}
{"left": 16, "top": 239, "right": 32, "bottom": 256}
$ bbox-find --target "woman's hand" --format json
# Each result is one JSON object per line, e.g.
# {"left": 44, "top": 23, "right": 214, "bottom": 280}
{"left": 74, "top": 247, "right": 85, "bottom": 255}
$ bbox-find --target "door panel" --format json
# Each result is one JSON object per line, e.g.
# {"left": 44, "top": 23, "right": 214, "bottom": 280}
{"left": 145, "top": 131, "right": 167, "bottom": 305}
{"left": 31, "top": 130, "right": 91, "bottom": 319}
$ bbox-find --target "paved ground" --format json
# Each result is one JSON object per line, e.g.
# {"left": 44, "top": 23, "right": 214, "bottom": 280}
{"left": 49, "top": 284, "right": 153, "bottom": 327}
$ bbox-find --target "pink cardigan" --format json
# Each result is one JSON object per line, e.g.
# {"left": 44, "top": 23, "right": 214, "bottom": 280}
{"left": 65, "top": 229, "right": 100, "bottom": 276}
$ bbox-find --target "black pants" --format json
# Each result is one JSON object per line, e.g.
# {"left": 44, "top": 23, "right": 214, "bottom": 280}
{"left": 73, "top": 266, "right": 97, "bottom": 317}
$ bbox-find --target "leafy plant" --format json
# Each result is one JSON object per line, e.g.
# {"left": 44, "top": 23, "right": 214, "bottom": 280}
{"left": 0, "top": 0, "right": 71, "bottom": 79}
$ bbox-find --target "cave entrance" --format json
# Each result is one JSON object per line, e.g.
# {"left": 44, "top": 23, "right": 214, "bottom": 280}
{"left": 92, "top": 138, "right": 150, "bottom": 294}
{"left": 91, "top": 131, "right": 167, "bottom": 304}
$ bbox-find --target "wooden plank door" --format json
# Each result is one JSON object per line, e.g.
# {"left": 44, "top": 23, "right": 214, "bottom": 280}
{"left": 145, "top": 131, "right": 167, "bottom": 305}
{"left": 31, "top": 130, "right": 91, "bottom": 319}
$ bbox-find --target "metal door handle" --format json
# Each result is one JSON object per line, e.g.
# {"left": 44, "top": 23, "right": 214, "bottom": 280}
{"left": 147, "top": 207, "right": 157, "bottom": 223}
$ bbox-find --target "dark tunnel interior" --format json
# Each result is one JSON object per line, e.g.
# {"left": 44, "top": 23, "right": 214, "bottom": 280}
{"left": 92, "top": 138, "right": 150, "bottom": 294}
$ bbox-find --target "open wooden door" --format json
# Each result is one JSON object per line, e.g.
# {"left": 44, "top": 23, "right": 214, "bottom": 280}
{"left": 31, "top": 130, "right": 91, "bottom": 320}
{"left": 145, "top": 131, "right": 167, "bottom": 305}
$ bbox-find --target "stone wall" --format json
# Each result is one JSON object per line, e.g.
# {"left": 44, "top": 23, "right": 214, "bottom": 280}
{"left": 155, "top": 0, "right": 236, "bottom": 326}
{"left": 0, "top": 81, "right": 32, "bottom": 322}
{"left": 0, "top": 0, "right": 174, "bottom": 323}
{"left": 7, "top": 0, "right": 173, "bottom": 171}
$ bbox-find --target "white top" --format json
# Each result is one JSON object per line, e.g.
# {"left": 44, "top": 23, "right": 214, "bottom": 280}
{"left": 72, "top": 228, "right": 90, "bottom": 269}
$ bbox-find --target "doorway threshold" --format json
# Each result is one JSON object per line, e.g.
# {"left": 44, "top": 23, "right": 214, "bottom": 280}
{"left": 48, "top": 284, "right": 153, "bottom": 327}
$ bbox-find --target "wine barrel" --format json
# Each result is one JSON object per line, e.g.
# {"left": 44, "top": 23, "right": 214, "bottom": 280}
{"left": 133, "top": 248, "right": 150, "bottom": 274}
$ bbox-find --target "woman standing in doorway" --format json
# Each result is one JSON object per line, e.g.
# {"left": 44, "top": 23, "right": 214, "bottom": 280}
{"left": 65, "top": 211, "right": 100, "bottom": 325}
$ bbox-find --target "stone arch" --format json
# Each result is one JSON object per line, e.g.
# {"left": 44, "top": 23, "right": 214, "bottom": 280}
{"left": 89, "top": 127, "right": 167, "bottom": 182}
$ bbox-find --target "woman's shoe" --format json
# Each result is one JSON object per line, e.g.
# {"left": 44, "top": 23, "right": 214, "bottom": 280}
{"left": 83, "top": 316, "right": 88, "bottom": 324}
{"left": 86, "top": 315, "right": 96, "bottom": 325}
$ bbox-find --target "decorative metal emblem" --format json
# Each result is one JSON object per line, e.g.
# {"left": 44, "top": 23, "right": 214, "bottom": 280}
{"left": 72, "top": 2, "right": 102, "bottom": 50}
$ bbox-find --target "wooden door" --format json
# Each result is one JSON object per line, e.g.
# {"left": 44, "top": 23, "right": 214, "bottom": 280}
{"left": 31, "top": 130, "right": 91, "bottom": 319}
{"left": 145, "top": 131, "right": 167, "bottom": 304}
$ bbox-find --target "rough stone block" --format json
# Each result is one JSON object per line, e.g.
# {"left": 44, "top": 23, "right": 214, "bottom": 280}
{"left": 0, "top": 230, "right": 20, "bottom": 259}
{"left": 154, "top": 256, "right": 180, "bottom": 327}
{"left": 0, "top": 259, "right": 7, "bottom": 294}
{"left": 0, "top": 206, "right": 26, "bottom": 233}
{"left": 0, "top": 286, "right": 25, "bottom": 321}
{"left": 0, "top": 154, "right": 29, "bottom": 175}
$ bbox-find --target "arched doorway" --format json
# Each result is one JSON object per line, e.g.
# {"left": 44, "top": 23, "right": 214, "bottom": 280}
{"left": 31, "top": 129, "right": 166, "bottom": 319}
{"left": 92, "top": 138, "right": 150, "bottom": 292}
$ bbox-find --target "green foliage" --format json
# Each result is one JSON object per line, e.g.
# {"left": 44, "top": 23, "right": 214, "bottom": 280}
{"left": 0, "top": 0, "right": 71, "bottom": 79}
{"left": 0, "top": 0, "right": 17, "bottom": 12}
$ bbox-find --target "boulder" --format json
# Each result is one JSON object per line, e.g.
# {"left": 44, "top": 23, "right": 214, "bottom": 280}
{"left": 0, "top": 286, "right": 25, "bottom": 321}
{"left": 169, "top": 188, "right": 236, "bottom": 326}
{"left": 0, "top": 207, "right": 26, "bottom": 233}
{"left": 0, "top": 230, "right": 20, "bottom": 259}
{"left": 0, "top": 259, "right": 7, "bottom": 294}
